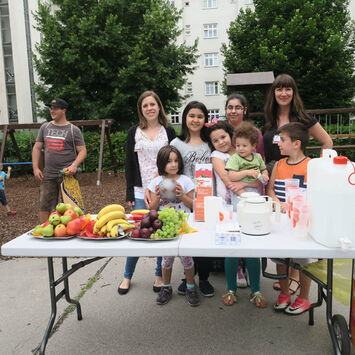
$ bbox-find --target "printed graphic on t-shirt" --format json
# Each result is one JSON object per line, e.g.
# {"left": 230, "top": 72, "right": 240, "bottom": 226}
{"left": 45, "top": 128, "right": 70, "bottom": 152}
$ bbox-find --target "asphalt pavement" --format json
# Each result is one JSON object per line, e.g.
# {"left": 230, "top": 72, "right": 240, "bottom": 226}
{"left": 0, "top": 256, "right": 353, "bottom": 355}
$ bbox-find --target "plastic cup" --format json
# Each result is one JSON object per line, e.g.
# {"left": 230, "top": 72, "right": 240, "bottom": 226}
{"left": 291, "top": 199, "right": 309, "bottom": 238}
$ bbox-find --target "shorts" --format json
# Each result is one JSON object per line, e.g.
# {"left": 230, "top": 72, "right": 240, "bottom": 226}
{"left": 39, "top": 176, "right": 63, "bottom": 211}
{"left": 271, "top": 258, "right": 313, "bottom": 266}
{"left": 0, "top": 190, "right": 8, "bottom": 206}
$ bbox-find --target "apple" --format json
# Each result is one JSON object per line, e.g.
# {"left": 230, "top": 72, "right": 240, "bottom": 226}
{"left": 140, "top": 228, "right": 151, "bottom": 239}
{"left": 49, "top": 211, "right": 61, "bottom": 218}
{"left": 78, "top": 215, "right": 90, "bottom": 229}
{"left": 140, "top": 217, "right": 151, "bottom": 229}
{"left": 54, "top": 224, "right": 67, "bottom": 238}
{"left": 64, "top": 209, "right": 77, "bottom": 220}
{"left": 49, "top": 214, "right": 61, "bottom": 226}
{"left": 152, "top": 219, "right": 163, "bottom": 230}
{"left": 56, "top": 203, "right": 67, "bottom": 214}
{"left": 66, "top": 218, "right": 82, "bottom": 235}
{"left": 149, "top": 210, "right": 159, "bottom": 221}
{"left": 60, "top": 215, "right": 72, "bottom": 225}
{"left": 74, "top": 207, "right": 84, "bottom": 216}
{"left": 131, "top": 228, "right": 141, "bottom": 239}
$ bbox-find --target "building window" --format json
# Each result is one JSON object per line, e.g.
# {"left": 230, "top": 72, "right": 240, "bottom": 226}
{"left": 208, "top": 109, "right": 220, "bottom": 120}
{"left": 205, "top": 81, "right": 219, "bottom": 95}
{"left": 184, "top": 1, "right": 190, "bottom": 6}
{"left": 245, "top": 0, "right": 253, "bottom": 4}
{"left": 203, "top": 0, "right": 217, "bottom": 8}
{"left": 170, "top": 113, "right": 180, "bottom": 124}
{"left": 204, "top": 53, "right": 218, "bottom": 67}
{"left": 203, "top": 24, "right": 217, "bottom": 38}
{"left": 185, "top": 25, "right": 191, "bottom": 36}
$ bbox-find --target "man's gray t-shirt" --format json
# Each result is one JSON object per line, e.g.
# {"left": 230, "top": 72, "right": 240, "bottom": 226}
{"left": 36, "top": 122, "right": 85, "bottom": 178}
{"left": 170, "top": 138, "right": 211, "bottom": 181}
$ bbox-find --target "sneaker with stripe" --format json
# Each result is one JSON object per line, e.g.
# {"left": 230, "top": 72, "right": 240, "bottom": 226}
{"left": 285, "top": 296, "right": 311, "bottom": 315}
{"left": 274, "top": 292, "right": 291, "bottom": 311}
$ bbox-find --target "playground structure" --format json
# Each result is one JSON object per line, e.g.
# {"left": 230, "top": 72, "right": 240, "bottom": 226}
{"left": 0, "top": 119, "right": 116, "bottom": 186}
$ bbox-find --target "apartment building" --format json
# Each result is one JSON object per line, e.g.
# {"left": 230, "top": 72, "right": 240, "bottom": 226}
{"left": 0, "top": 0, "right": 354, "bottom": 125}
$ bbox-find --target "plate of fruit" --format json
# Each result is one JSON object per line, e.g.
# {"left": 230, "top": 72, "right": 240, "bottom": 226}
{"left": 128, "top": 207, "right": 187, "bottom": 241}
{"left": 77, "top": 204, "right": 135, "bottom": 240}
{"left": 30, "top": 203, "right": 91, "bottom": 240}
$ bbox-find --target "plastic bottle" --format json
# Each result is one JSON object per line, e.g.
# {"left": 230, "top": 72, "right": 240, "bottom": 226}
{"left": 307, "top": 150, "right": 355, "bottom": 247}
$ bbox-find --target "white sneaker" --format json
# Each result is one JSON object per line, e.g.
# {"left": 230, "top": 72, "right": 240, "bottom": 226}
{"left": 237, "top": 265, "right": 248, "bottom": 288}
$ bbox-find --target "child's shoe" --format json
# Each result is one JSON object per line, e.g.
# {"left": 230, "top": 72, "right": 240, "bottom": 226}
{"left": 250, "top": 291, "right": 267, "bottom": 308}
{"left": 237, "top": 265, "right": 248, "bottom": 288}
{"left": 199, "top": 280, "right": 214, "bottom": 297}
{"left": 274, "top": 292, "right": 291, "bottom": 311}
{"left": 186, "top": 287, "right": 200, "bottom": 306}
{"left": 177, "top": 278, "right": 187, "bottom": 295}
{"left": 285, "top": 296, "right": 311, "bottom": 315}
{"left": 7, "top": 210, "right": 16, "bottom": 215}
{"left": 156, "top": 286, "right": 172, "bottom": 305}
{"left": 222, "top": 290, "right": 237, "bottom": 306}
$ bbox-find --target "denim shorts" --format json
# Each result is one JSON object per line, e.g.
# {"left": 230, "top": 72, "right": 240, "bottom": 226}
{"left": 39, "top": 176, "right": 62, "bottom": 211}
{"left": 0, "top": 190, "right": 8, "bottom": 206}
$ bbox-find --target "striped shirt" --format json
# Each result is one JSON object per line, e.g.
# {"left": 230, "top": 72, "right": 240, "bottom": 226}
{"left": 274, "top": 157, "right": 311, "bottom": 202}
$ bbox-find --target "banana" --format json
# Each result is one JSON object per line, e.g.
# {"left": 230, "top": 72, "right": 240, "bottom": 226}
{"left": 95, "top": 210, "right": 126, "bottom": 230}
{"left": 99, "top": 225, "right": 108, "bottom": 237}
{"left": 97, "top": 204, "right": 125, "bottom": 220}
{"left": 130, "top": 209, "right": 150, "bottom": 215}
{"left": 93, "top": 219, "right": 100, "bottom": 234}
{"left": 111, "top": 225, "right": 119, "bottom": 238}
{"left": 107, "top": 218, "right": 130, "bottom": 232}
{"left": 111, "top": 223, "right": 135, "bottom": 237}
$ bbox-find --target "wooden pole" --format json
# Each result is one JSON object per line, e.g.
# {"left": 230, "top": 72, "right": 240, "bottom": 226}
{"left": 8, "top": 130, "right": 28, "bottom": 176}
{"left": 105, "top": 126, "right": 118, "bottom": 176}
{"left": 96, "top": 120, "right": 106, "bottom": 186}
{"left": 0, "top": 125, "right": 9, "bottom": 162}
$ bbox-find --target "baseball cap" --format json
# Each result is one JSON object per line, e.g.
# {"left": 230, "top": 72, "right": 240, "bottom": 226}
{"left": 45, "top": 98, "right": 68, "bottom": 109}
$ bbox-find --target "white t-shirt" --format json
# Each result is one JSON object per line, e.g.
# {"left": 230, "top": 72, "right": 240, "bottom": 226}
{"left": 211, "top": 150, "right": 232, "bottom": 204}
{"left": 170, "top": 138, "right": 211, "bottom": 181}
{"left": 147, "top": 174, "right": 194, "bottom": 213}
{"left": 134, "top": 126, "right": 168, "bottom": 198}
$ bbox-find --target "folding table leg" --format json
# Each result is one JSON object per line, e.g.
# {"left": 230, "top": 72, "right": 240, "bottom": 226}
{"left": 39, "top": 257, "right": 57, "bottom": 355}
{"left": 62, "top": 257, "right": 82, "bottom": 320}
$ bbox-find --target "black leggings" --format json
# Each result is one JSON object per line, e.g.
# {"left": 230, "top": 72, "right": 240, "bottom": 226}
{"left": 193, "top": 257, "right": 214, "bottom": 281}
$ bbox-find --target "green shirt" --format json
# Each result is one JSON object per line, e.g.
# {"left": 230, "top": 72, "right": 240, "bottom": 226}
{"left": 225, "top": 152, "right": 266, "bottom": 183}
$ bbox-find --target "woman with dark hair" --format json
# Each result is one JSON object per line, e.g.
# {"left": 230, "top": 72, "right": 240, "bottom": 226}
{"left": 170, "top": 101, "right": 215, "bottom": 297}
{"left": 263, "top": 74, "right": 332, "bottom": 170}
{"left": 263, "top": 74, "right": 332, "bottom": 294}
{"left": 118, "top": 90, "right": 176, "bottom": 295}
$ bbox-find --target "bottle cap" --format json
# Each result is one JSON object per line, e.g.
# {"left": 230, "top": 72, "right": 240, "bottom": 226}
{"left": 333, "top": 156, "right": 348, "bottom": 165}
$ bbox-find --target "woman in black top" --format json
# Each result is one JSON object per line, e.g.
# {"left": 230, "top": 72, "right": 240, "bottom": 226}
{"left": 263, "top": 74, "right": 332, "bottom": 293}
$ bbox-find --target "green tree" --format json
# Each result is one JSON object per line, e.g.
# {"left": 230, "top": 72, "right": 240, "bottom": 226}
{"left": 33, "top": 0, "right": 197, "bottom": 128}
{"left": 222, "top": 0, "right": 355, "bottom": 112}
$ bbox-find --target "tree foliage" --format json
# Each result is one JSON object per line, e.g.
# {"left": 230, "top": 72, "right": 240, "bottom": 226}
{"left": 222, "top": 0, "right": 355, "bottom": 111}
{"left": 33, "top": 0, "right": 197, "bottom": 128}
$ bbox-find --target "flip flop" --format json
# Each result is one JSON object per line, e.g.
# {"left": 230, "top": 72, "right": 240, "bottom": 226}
{"left": 289, "top": 277, "right": 300, "bottom": 295}
{"left": 273, "top": 281, "right": 281, "bottom": 291}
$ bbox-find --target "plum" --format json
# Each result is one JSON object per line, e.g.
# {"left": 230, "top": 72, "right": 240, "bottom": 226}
{"left": 140, "top": 217, "right": 151, "bottom": 229}
{"left": 131, "top": 228, "right": 141, "bottom": 239}
{"left": 152, "top": 219, "right": 163, "bottom": 231}
{"left": 149, "top": 209, "right": 159, "bottom": 221}
{"left": 140, "top": 228, "right": 152, "bottom": 239}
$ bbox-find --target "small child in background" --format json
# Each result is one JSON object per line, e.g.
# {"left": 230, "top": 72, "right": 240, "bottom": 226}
{"left": 226, "top": 121, "right": 268, "bottom": 197}
{"left": 267, "top": 122, "right": 312, "bottom": 314}
{"left": 148, "top": 145, "right": 199, "bottom": 307}
{"left": 0, "top": 163, "right": 16, "bottom": 215}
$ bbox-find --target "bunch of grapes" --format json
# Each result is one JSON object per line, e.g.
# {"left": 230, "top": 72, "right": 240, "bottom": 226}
{"left": 151, "top": 208, "right": 188, "bottom": 239}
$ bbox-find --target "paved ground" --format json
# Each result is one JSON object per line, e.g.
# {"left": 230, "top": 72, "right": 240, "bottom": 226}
{"left": 0, "top": 256, "right": 354, "bottom": 355}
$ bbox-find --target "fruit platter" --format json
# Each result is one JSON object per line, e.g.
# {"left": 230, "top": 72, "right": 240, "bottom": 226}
{"left": 127, "top": 207, "right": 188, "bottom": 241}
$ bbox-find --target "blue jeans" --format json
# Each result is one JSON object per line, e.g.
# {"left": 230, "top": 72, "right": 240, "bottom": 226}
{"left": 123, "top": 198, "right": 162, "bottom": 279}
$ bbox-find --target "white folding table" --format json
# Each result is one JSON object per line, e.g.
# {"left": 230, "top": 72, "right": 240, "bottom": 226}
{"left": 2, "top": 214, "right": 354, "bottom": 355}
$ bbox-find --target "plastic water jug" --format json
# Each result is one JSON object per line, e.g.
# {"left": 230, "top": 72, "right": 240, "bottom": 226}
{"left": 307, "top": 149, "right": 355, "bottom": 247}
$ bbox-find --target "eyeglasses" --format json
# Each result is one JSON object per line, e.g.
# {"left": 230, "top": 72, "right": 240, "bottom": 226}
{"left": 227, "top": 105, "right": 244, "bottom": 111}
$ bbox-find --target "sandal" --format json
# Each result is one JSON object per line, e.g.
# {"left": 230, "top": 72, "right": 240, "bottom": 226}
{"left": 250, "top": 291, "right": 267, "bottom": 308}
{"left": 222, "top": 290, "right": 237, "bottom": 306}
{"left": 273, "top": 281, "right": 281, "bottom": 291}
{"left": 289, "top": 277, "right": 300, "bottom": 295}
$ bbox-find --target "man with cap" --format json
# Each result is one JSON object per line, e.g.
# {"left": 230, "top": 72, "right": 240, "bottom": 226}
{"left": 32, "top": 98, "right": 87, "bottom": 223}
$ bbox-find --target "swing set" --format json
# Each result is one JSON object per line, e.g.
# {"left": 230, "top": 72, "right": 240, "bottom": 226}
{"left": 0, "top": 119, "right": 117, "bottom": 185}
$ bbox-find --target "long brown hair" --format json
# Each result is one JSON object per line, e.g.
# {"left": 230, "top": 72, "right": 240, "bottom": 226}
{"left": 264, "top": 74, "right": 311, "bottom": 131}
{"left": 137, "top": 91, "right": 168, "bottom": 129}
